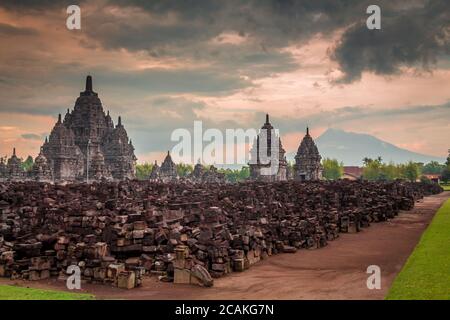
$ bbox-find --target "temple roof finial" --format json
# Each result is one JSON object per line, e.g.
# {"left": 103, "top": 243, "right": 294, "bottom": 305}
{"left": 13, "top": 147, "right": 16, "bottom": 156}
{"left": 306, "top": 126, "right": 309, "bottom": 136}
{"left": 118, "top": 116, "right": 122, "bottom": 126}
{"left": 58, "top": 114, "right": 62, "bottom": 123}
{"left": 266, "top": 113, "right": 269, "bottom": 124}
{"left": 86, "top": 75, "right": 93, "bottom": 92}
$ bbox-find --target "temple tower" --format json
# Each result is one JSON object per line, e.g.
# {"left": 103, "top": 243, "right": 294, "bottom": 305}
{"left": 40, "top": 75, "right": 136, "bottom": 182}
{"left": 293, "top": 127, "right": 323, "bottom": 181}
{"left": 249, "top": 114, "right": 287, "bottom": 181}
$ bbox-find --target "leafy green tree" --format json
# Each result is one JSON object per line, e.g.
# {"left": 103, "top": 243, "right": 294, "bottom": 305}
{"left": 380, "top": 162, "right": 399, "bottom": 181}
{"left": 135, "top": 162, "right": 154, "bottom": 180}
{"left": 401, "top": 161, "right": 421, "bottom": 182}
{"left": 362, "top": 157, "right": 383, "bottom": 181}
{"left": 422, "top": 161, "right": 445, "bottom": 174}
{"left": 322, "top": 158, "right": 343, "bottom": 180}
{"left": 441, "top": 167, "right": 450, "bottom": 184}
{"left": 217, "top": 166, "right": 250, "bottom": 182}
{"left": 21, "top": 156, "right": 34, "bottom": 172}
{"left": 176, "top": 163, "right": 193, "bottom": 177}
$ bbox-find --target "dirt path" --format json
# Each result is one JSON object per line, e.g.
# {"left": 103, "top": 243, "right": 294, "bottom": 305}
{"left": 2, "top": 191, "right": 449, "bottom": 300}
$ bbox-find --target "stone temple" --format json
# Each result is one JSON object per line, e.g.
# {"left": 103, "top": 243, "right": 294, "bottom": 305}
{"left": 293, "top": 127, "right": 323, "bottom": 181}
{"left": 249, "top": 114, "right": 287, "bottom": 182}
{"left": 0, "top": 76, "right": 137, "bottom": 183}
{"left": 149, "top": 151, "right": 178, "bottom": 182}
{"left": 41, "top": 75, "right": 137, "bottom": 182}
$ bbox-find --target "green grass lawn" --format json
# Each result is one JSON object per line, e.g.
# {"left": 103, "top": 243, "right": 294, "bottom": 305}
{"left": 441, "top": 185, "right": 450, "bottom": 191}
{"left": 386, "top": 199, "right": 450, "bottom": 300}
{"left": 0, "top": 285, "right": 94, "bottom": 300}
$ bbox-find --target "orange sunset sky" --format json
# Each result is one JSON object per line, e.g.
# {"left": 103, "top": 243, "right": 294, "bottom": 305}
{"left": 0, "top": 0, "right": 449, "bottom": 164}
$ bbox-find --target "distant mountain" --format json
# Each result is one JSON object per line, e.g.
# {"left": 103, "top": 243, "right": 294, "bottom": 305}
{"left": 288, "top": 128, "right": 445, "bottom": 166}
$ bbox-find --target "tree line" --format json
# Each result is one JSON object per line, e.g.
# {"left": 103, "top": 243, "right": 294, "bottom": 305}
{"left": 10, "top": 153, "right": 450, "bottom": 184}
{"left": 322, "top": 156, "right": 450, "bottom": 183}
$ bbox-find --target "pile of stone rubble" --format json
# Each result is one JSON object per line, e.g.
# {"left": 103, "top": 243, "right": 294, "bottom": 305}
{"left": 0, "top": 180, "right": 442, "bottom": 288}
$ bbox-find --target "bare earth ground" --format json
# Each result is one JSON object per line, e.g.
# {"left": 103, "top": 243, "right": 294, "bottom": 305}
{"left": 1, "top": 191, "right": 449, "bottom": 300}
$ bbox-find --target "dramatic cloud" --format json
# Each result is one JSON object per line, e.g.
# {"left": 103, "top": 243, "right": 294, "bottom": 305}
{"left": 332, "top": 0, "right": 450, "bottom": 82}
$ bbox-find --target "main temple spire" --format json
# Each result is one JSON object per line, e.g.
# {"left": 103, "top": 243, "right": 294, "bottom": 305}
{"left": 86, "top": 75, "right": 93, "bottom": 92}
{"left": 81, "top": 75, "right": 97, "bottom": 96}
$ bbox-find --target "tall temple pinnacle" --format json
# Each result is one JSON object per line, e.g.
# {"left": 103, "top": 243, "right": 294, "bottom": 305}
{"left": 86, "top": 75, "right": 93, "bottom": 92}
{"left": 265, "top": 113, "right": 269, "bottom": 124}
{"left": 306, "top": 127, "right": 309, "bottom": 136}
{"left": 81, "top": 75, "right": 97, "bottom": 96}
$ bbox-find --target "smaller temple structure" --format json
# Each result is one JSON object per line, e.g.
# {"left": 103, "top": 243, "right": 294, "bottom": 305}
{"left": 0, "top": 157, "right": 7, "bottom": 180}
{"left": 5, "top": 148, "right": 25, "bottom": 181}
{"left": 249, "top": 114, "right": 287, "bottom": 181}
{"left": 189, "top": 161, "right": 225, "bottom": 183}
{"left": 190, "top": 160, "right": 205, "bottom": 182}
{"left": 201, "top": 165, "right": 225, "bottom": 183}
{"left": 149, "top": 161, "right": 160, "bottom": 181}
{"left": 293, "top": 128, "right": 323, "bottom": 181}
{"left": 150, "top": 151, "right": 178, "bottom": 182}
{"left": 31, "top": 148, "right": 53, "bottom": 182}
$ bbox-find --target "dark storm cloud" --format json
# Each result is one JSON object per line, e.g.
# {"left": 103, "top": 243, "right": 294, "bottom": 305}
{"left": 332, "top": 0, "right": 450, "bottom": 82}
{"left": 0, "top": 23, "right": 38, "bottom": 36}
{"left": 82, "top": 0, "right": 448, "bottom": 82}
{"left": 0, "top": 0, "right": 87, "bottom": 11}
{"left": 93, "top": 0, "right": 367, "bottom": 51}
{"left": 0, "top": 0, "right": 448, "bottom": 83}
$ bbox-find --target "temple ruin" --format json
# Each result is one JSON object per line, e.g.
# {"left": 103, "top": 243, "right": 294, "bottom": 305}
{"left": 0, "top": 76, "right": 137, "bottom": 183}
{"left": 294, "top": 128, "right": 323, "bottom": 181}
{"left": 249, "top": 114, "right": 287, "bottom": 182}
